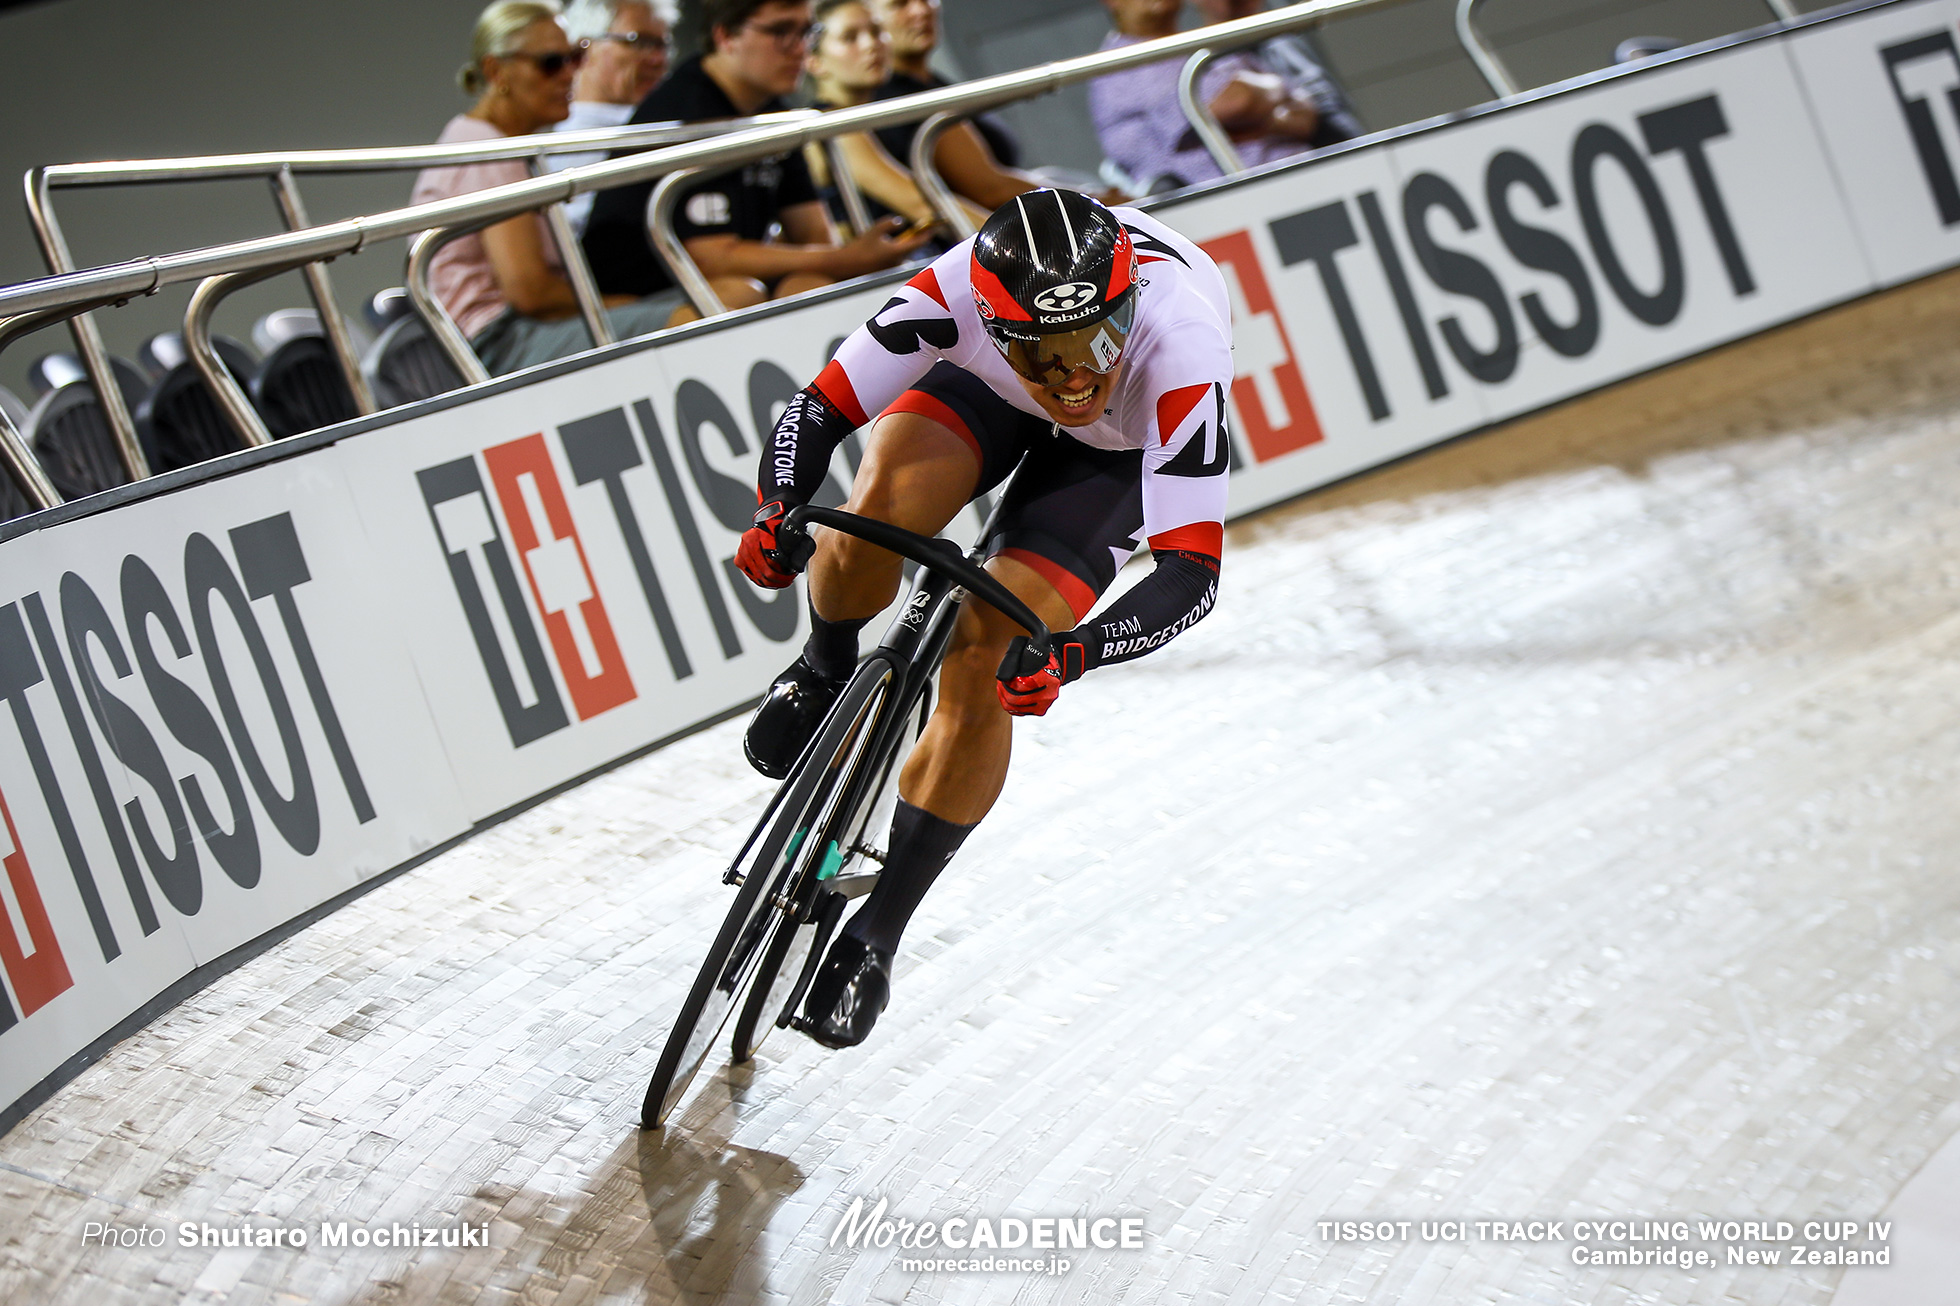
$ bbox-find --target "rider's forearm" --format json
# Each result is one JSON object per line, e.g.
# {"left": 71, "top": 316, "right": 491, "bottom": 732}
{"left": 1069, "top": 550, "right": 1219, "bottom": 672}
{"left": 759, "top": 367, "right": 860, "bottom": 504}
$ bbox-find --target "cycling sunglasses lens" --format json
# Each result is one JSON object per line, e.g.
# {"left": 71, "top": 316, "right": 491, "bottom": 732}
{"left": 995, "top": 297, "right": 1134, "bottom": 384}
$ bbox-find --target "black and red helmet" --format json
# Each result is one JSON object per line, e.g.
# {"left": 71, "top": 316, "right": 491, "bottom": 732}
{"left": 971, "top": 189, "right": 1140, "bottom": 385}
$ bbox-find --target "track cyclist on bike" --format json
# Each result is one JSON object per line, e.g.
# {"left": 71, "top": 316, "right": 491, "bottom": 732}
{"left": 735, "top": 189, "right": 1233, "bottom": 1048}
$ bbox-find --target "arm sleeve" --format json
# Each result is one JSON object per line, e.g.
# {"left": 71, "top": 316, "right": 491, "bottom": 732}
{"left": 1063, "top": 375, "right": 1233, "bottom": 673}
{"left": 757, "top": 250, "right": 970, "bottom": 502}
{"left": 1070, "top": 549, "right": 1218, "bottom": 673}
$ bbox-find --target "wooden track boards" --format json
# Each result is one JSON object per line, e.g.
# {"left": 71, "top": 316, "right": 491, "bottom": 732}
{"left": 9, "top": 269, "right": 1960, "bottom": 1304}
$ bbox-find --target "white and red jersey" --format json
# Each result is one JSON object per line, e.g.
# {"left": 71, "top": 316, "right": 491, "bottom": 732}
{"left": 783, "top": 207, "right": 1235, "bottom": 560}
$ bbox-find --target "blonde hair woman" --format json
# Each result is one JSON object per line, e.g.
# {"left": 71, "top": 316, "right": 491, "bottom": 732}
{"left": 410, "top": 0, "right": 686, "bottom": 375}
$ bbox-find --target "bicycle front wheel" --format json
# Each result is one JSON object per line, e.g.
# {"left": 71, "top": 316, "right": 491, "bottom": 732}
{"left": 728, "top": 660, "right": 919, "bottom": 1064}
{"left": 641, "top": 660, "right": 896, "bottom": 1128}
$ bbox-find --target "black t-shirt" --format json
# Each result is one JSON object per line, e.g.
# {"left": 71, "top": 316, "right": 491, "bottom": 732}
{"left": 582, "top": 55, "right": 820, "bottom": 296}
{"left": 871, "top": 71, "right": 1022, "bottom": 175}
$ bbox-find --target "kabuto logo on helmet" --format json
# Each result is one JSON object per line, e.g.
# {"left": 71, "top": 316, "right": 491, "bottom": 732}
{"left": 971, "top": 287, "right": 996, "bottom": 320}
{"left": 1033, "top": 282, "right": 1099, "bottom": 315}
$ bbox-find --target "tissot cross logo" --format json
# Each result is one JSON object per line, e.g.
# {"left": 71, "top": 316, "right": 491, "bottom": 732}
{"left": 1033, "top": 282, "right": 1098, "bottom": 314}
{"left": 1882, "top": 31, "right": 1960, "bottom": 225}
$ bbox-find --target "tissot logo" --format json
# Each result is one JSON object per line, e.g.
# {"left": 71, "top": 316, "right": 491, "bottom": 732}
{"left": 1267, "top": 91, "right": 1755, "bottom": 424}
{"left": 1033, "top": 282, "right": 1098, "bottom": 314}
{"left": 0, "top": 511, "right": 375, "bottom": 1012}
{"left": 1881, "top": 31, "right": 1960, "bottom": 225}
{"left": 415, "top": 370, "right": 851, "bottom": 749}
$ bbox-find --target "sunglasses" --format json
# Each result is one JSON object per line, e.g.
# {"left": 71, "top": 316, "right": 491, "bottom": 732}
{"left": 988, "top": 294, "right": 1136, "bottom": 385}
{"left": 744, "top": 17, "right": 815, "bottom": 47}
{"left": 504, "top": 48, "right": 585, "bottom": 76}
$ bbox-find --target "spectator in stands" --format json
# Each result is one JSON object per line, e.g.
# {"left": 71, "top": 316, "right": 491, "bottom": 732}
{"left": 864, "top": 0, "right": 1053, "bottom": 212}
{"left": 1090, "top": 0, "right": 1361, "bottom": 194}
{"left": 1192, "top": 0, "right": 1364, "bottom": 138}
{"left": 581, "top": 0, "right": 929, "bottom": 316}
{"left": 414, "top": 0, "right": 688, "bottom": 375}
{"left": 803, "top": 0, "right": 987, "bottom": 235}
{"left": 547, "top": 0, "right": 677, "bottom": 236}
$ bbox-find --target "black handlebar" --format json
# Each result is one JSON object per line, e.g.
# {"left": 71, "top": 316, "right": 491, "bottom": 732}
{"left": 779, "top": 505, "right": 1053, "bottom": 679}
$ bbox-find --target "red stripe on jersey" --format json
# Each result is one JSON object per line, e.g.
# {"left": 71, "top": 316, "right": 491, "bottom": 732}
{"left": 813, "top": 359, "right": 868, "bottom": 428}
{"left": 999, "top": 547, "right": 1100, "bottom": 623}
{"left": 885, "top": 390, "right": 983, "bottom": 465}
{"left": 1147, "top": 522, "right": 1223, "bottom": 558}
{"left": 907, "top": 265, "right": 949, "bottom": 310}
{"left": 1156, "top": 382, "right": 1212, "bottom": 445}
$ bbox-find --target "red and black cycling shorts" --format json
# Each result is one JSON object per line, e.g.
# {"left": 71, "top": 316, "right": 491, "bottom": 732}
{"left": 881, "top": 362, "right": 1143, "bottom": 623}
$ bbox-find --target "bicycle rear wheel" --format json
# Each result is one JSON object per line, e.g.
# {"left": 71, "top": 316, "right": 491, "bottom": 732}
{"left": 641, "top": 661, "right": 895, "bottom": 1128}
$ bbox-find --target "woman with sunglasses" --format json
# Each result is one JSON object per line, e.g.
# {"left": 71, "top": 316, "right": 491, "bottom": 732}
{"left": 733, "top": 190, "right": 1235, "bottom": 1049}
{"left": 410, "top": 0, "right": 690, "bottom": 375}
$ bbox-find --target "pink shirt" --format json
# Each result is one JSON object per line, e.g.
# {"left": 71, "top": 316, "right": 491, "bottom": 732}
{"left": 409, "top": 115, "right": 563, "bottom": 338}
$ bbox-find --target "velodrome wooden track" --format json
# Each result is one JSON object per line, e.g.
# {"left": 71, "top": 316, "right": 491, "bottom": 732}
{"left": 8, "top": 267, "right": 1960, "bottom": 1305}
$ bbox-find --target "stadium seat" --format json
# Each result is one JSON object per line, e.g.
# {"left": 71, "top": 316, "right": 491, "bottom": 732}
{"left": 137, "top": 340, "right": 259, "bottom": 473}
{"left": 25, "top": 352, "right": 149, "bottom": 409}
{"left": 252, "top": 307, "right": 324, "bottom": 354}
{"left": 362, "top": 314, "right": 466, "bottom": 409}
{"left": 137, "top": 332, "right": 257, "bottom": 386}
{"left": 26, "top": 352, "right": 86, "bottom": 396}
{"left": 0, "top": 475, "right": 30, "bottom": 523}
{"left": 252, "top": 334, "right": 359, "bottom": 438}
{"left": 364, "top": 287, "right": 413, "bottom": 333}
{"left": 28, "top": 381, "right": 137, "bottom": 500}
{"left": 1614, "top": 36, "right": 1683, "bottom": 63}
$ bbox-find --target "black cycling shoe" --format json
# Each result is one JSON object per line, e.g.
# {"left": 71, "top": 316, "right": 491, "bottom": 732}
{"left": 744, "top": 654, "right": 848, "bottom": 779}
{"left": 799, "top": 934, "right": 892, "bottom": 1049}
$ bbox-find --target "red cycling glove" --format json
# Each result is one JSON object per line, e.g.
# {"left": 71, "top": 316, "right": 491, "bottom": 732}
{"left": 735, "top": 498, "right": 811, "bottom": 589}
{"left": 996, "top": 632, "right": 1089, "bottom": 716}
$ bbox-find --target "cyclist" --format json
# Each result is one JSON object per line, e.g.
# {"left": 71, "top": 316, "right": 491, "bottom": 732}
{"left": 735, "top": 189, "right": 1233, "bottom": 1048}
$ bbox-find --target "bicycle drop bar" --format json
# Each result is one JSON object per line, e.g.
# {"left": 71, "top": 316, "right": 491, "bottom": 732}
{"left": 780, "top": 505, "right": 1054, "bottom": 680}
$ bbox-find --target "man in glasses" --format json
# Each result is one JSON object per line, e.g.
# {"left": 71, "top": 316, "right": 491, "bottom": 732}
{"left": 548, "top": 0, "right": 676, "bottom": 235}
{"left": 734, "top": 190, "right": 1235, "bottom": 1049}
{"left": 582, "top": 0, "right": 927, "bottom": 316}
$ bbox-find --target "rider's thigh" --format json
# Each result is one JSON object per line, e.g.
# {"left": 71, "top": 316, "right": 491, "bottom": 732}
{"left": 945, "top": 553, "right": 1078, "bottom": 673}
{"left": 840, "top": 409, "right": 982, "bottom": 540}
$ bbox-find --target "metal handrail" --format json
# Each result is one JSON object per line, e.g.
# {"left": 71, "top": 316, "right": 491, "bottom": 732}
{"left": 909, "top": 112, "right": 979, "bottom": 242}
{"left": 347, "top": 0, "right": 1403, "bottom": 380}
{"left": 1455, "top": 0, "right": 1802, "bottom": 99}
{"left": 0, "top": 0, "right": 1407, "bottom": 509}
{"left": 647, "top": 168, "right": 724, "bottom": 320}
{"left": 23, "top": 110, "right": 828, "bottom": 467}
{"left": 1177, "top": 50, "right": 1247, "bottom": 177}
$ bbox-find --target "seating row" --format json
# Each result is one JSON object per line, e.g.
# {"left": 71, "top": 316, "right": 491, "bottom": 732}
{"left": 2, "top": 292, "right": 467, "bottom": 523}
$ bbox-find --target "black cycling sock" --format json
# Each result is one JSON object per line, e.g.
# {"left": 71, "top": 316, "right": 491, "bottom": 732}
{"left": 842, "top": 799, "right": 976, "bottom": 954}
{"left": 804, "top": 605, "right": 869, "bottom": 682}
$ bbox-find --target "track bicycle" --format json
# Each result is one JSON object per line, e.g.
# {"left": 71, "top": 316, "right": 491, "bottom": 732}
{"left": 641, "top": 492, "right": 1054, "bottom": 1129}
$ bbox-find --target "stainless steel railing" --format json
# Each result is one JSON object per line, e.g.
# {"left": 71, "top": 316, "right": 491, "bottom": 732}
{"left": 23, "top": 110, "right": 839, "bottom": 477}
{"left": 0, "top": 0, "right": 1408, "bottom": 512}
{"left": 1455, "top": 0, "right": 1803, "bottom": 99}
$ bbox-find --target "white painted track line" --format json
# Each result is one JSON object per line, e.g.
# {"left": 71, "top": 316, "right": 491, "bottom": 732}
{"left": 7, "top": 269, "right": 1960, "bottom": 1304}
